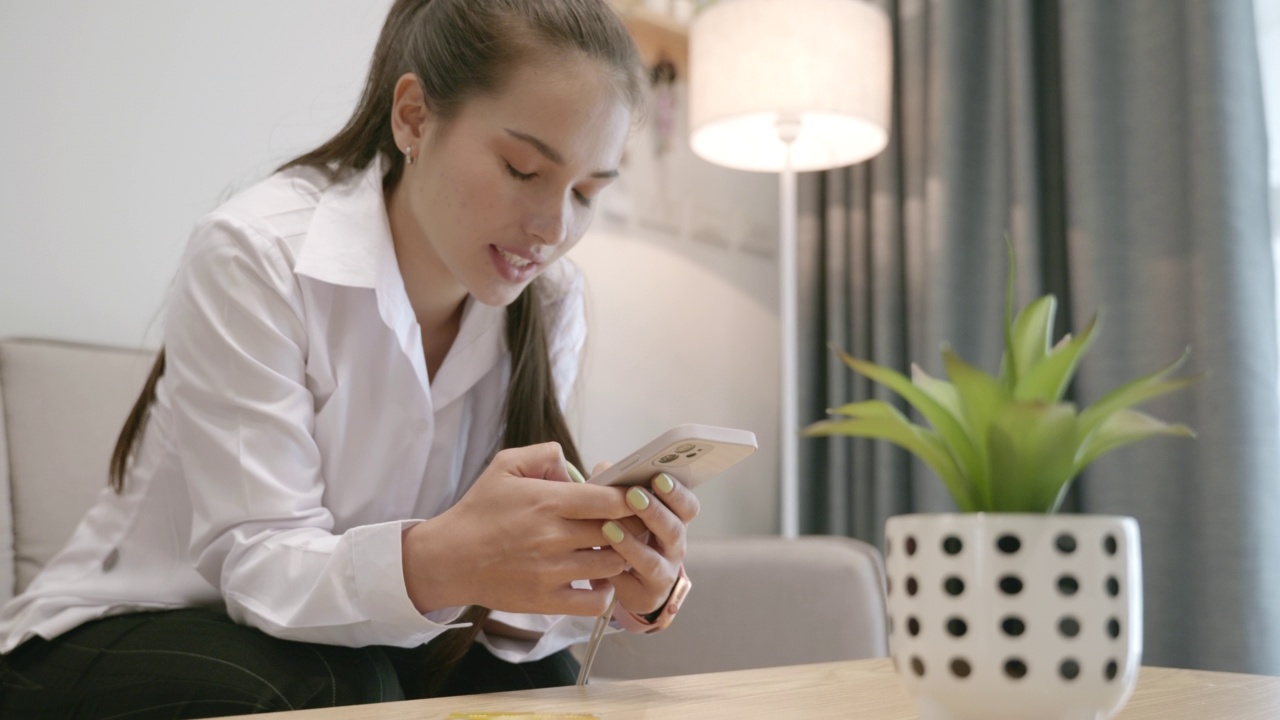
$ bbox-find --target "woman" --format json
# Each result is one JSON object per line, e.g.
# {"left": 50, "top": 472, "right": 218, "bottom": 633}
{"left": 0, "top": 0, "right": 697, "bottom": 715}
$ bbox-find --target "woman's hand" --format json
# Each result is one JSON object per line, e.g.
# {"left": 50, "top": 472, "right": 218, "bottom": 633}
{"left": 401, "top": 442, "right": 633, "bottom": 617}
{"left": 596, "top": 470, "right": 700, "bottom": 619}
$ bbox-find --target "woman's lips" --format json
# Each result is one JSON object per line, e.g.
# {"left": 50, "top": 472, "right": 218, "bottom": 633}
{"left": 489, "top": 244, "right": 541, "bottom": 282}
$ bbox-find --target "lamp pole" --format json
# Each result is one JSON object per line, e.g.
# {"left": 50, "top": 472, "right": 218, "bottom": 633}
{"left": 686, "top": 0, "right": 892, "bottom": 540}
{"left": 778, "top": 118, "right": 800, "bottom": 539}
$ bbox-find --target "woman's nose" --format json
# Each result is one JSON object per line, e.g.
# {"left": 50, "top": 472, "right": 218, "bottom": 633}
{"left": 525, "top": 195, "right": 571, "bottom": 247}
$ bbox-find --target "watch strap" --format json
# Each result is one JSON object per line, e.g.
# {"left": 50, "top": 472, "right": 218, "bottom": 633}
{"left": 614, "top": 564, "right": 691, "bottom": 634}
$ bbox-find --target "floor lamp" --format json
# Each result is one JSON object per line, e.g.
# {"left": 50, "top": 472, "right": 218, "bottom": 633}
{"left": 688, "top": 0, "right": 892, "bottom": 538}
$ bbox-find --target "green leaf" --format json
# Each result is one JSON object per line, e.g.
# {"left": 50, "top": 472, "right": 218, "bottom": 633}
{"left": 999, "top": 235, "right": 1019, "bottom": 390}
{"left": 811, "top": 238, "right": 1199, "bottom": 516}
{"left": 985, "top": 401, "right": 1081, "bottom": 513}
{"left": 1078, "top": 349, "right": 1201, "bottom": 438}
{"left": 942, "top": 347, "right": 1011, "bottom": 508}
{"left": 1009, "top": 295, "right": 1057, "bottom": 379}
{"left": 910, "top": 364, "right": 963, "bottom": 421}
{"left": 804, "top": 411, "right": 977, "bottom": 511}
{"left": 828, "top": 399, "right": 906, "bottom": 420}
{"left": 1073, "top": 408, "right": 1196, "bottom": 472}
{"left": 1014, "top": 313, "right": 1100, "bottom": 402}
{"left": 829, "top": 347, "right": 983, "bottom": 486}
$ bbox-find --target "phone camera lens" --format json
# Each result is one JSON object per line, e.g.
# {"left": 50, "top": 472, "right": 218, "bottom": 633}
{"left": 674, "top": 443, "right": 696, "bottom": 453}
{"left": 658, "top": 453, "right": 679, "bottom": 464}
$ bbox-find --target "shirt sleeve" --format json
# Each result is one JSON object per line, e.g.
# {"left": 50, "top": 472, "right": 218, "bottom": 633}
{"left": 165, "top": 212, "right": 468, "bottom": 648}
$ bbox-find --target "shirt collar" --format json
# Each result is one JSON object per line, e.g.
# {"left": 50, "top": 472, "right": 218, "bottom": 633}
{"left": 293, "top": 158, "right": 390, "bottom": 289}
{"left": 293, "top": 156, "right": 507, "bottom": 405}
{"left": 432, "top": 295, "right": 506, "bottom": 410}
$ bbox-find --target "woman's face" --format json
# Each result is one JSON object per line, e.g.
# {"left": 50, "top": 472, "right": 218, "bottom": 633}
{"left": 394, "top": 56, "right": 632, "bottom": 308}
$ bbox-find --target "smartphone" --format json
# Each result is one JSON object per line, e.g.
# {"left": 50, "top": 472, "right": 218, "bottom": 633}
{"left": 587, "top": 424, "right": 758, "bottom": 489}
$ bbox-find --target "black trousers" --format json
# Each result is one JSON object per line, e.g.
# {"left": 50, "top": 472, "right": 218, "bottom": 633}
{"left": 0, "top": 608, "right": 579, "bottom": 719}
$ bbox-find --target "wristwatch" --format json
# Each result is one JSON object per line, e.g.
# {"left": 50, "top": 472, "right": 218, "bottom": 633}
{"left": 615, "top": 565, "right": 692, "bottom": 634}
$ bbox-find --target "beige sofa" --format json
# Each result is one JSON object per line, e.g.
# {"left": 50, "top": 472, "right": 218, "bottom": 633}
{"left": 0, "top": 338, "right": 888, "bottom": 677}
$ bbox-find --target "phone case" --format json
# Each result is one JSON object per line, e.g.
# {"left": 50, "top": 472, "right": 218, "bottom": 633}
{"left": 587, "top": 424, "right": 758, "bottom": 489}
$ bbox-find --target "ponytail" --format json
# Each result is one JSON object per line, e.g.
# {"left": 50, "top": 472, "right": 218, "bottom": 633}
{"left": 108, "top": 350, "right": 164, "bottom": 492}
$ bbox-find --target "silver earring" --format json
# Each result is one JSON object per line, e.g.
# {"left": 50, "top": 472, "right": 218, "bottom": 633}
{"left": 404, "top": 146, "right": 414, "bottom": 166}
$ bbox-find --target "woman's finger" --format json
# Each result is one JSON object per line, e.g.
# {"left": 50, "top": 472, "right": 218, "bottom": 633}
{"left": 495, "top": 442, "right": 574, "bottom": 483}
{"left": 553, "top": 518, "right": 644, "bottom": 551}
{"left": 538, "top": 482, "right": 632, "bottom": 521}
{"left": 604, "top": 567, "right": 658, "bottom": 614}
{"left": 617, "top": 515, "right": 648, "bottom": 538}
{"left": 602, "top": 517, "right": 667, "bottom": 579}
{"left": 555, "top": 546, "right": 628, "bottom": 581}
{"left": 599, "top": 519, "right": 675, "bottom": 616}
{"left": 649, "top": 472, "right": 700, "bottom": 525}
{"left": 623, "top": 486, "right": 686, "bottom": 561}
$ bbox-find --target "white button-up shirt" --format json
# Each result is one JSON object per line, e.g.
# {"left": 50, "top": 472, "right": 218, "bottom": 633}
{"left": 0, "top": 158, "right": 595, "bottom": 662}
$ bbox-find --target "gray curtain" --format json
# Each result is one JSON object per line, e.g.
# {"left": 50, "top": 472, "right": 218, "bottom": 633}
{"left": 798, "top": 0, "right": 1279, "bottom": 675}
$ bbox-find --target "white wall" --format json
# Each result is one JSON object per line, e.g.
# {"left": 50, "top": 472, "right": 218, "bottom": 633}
{"left": 573, "top": 224, "right": 781, "bottom": 538}
{"left": 0, "top": 2, "right": 782, "bottom": 536}
{"left": 0, "top": 1, "right": 395, "bottom": 346}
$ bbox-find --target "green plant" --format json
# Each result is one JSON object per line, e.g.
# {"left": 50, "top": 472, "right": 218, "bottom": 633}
{"left": 804, "top": 248, "right": 1200, "bottom": 513}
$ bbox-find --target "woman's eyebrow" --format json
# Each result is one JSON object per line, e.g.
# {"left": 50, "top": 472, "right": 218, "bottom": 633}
{"left": 504, "top": 129, "right": 619, "bottom": 179}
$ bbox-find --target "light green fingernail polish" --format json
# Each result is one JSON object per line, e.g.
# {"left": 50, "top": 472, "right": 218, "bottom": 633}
{"left": 626, "top": 486, "right": 650, "bottom": 511}
{"left": 566, "top": 462, "right": 586, "bottom": 484}
{"left": 603, "top": 521, "right": 625, "bottom": 544}
{"left": 655, "top": 473, "right": 676, "bottom": 494}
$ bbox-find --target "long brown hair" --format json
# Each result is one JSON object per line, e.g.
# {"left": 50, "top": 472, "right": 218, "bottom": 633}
{"left": 109, "top": 0, "right": 644, "bottom": 685}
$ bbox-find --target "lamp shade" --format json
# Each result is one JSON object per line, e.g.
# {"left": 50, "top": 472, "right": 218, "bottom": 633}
{"left": 689, "top": 0, "right": 892, "bottom": 172}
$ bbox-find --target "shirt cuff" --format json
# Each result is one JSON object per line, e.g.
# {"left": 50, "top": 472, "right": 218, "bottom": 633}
{"left": 352, "top": 519, "right": 471, "bottom": 645}
{"left": 480, "top": 611, "right": 607, "bottom": 663}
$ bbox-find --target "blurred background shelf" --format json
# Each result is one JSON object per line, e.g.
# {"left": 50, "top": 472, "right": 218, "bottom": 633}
{"left": 610, "top": 1, "right": 692, "bottom": 78}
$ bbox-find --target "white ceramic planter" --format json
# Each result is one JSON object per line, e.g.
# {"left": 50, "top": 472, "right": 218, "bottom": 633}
{"left": 884, "top": 514, "right": 1142, "bottom": 720}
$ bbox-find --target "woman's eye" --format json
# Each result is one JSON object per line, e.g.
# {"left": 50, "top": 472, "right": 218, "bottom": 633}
{"left": 506, "top": 159, "right": 593, "bottom": 207}
{"left": 505, "top": 163, "right": 536, "bottom": 181}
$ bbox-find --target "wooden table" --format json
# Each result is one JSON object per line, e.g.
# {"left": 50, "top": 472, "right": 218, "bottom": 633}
{"left": 230, "top": 658, "right": 1280, "bottom": 719}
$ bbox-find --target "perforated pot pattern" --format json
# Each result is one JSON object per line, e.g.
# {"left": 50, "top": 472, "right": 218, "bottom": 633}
{"left": 885, "top": 514, "right": 1142, "bottom": 720}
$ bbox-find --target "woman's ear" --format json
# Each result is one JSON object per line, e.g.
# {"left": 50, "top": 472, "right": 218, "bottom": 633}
{"left": 391, "top": 73, "right": 431, "bottom": 157}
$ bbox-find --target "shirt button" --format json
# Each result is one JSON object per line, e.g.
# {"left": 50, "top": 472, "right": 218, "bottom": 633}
{"left": 102, "top": 549, "right": 119, "bottom": 572}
